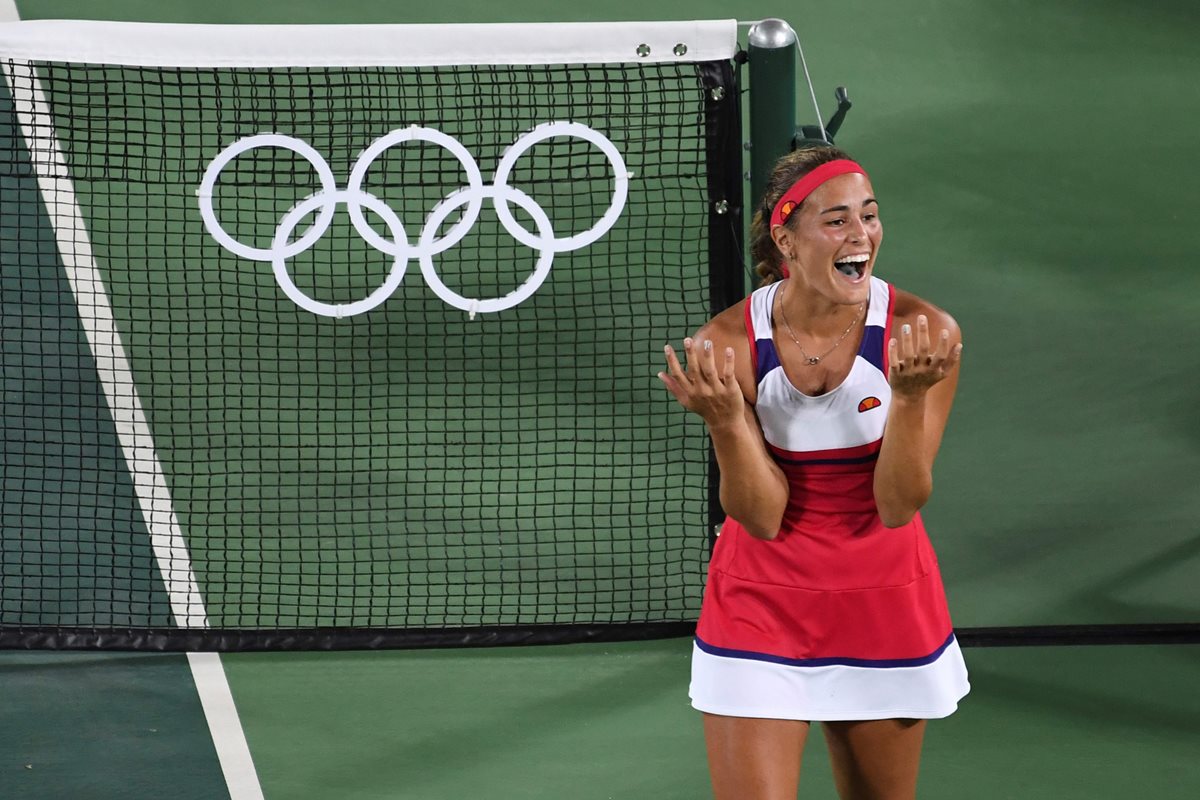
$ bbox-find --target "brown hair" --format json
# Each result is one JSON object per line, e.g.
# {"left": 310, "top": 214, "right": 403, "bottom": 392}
{"left": 750, "top": 145, "right": 856, "bottom": 286}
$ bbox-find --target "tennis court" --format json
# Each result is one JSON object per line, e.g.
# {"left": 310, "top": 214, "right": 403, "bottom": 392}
{"left": 2, "top": 1, "right": 1198, "bottom": 798}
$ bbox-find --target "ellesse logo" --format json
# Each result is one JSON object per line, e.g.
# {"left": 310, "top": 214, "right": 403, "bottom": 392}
{"left": 858, "top": 396, "right": 881, "bottom": 413}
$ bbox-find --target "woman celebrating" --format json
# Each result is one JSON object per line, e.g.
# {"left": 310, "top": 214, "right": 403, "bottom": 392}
{"left": 659, "top": 146, "right": 969, "bottom": 800}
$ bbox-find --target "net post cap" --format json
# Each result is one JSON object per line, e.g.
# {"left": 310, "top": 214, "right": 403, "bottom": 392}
{"left": 747, "top": 19, "right": 796, "bottom": 49}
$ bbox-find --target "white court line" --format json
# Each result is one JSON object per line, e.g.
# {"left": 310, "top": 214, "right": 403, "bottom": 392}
{"left": 2, "top": 53, "right": 265, "bottom": 800}
{"left": 190, "top": 653, "right": 267, "bottom": 799}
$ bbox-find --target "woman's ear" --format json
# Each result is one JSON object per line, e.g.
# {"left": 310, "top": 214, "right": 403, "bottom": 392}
{"left": 770, "top": 224, "right": 791, "bottom": 259}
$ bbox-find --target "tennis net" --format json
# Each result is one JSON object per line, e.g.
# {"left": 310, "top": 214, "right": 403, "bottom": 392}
{"left": 0, "top": 20, "right": 744, "bottom": 650}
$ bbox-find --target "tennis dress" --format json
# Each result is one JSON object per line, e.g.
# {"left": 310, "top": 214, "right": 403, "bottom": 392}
{"left": 689, "top": 276, "right": 970, "bottom": 721}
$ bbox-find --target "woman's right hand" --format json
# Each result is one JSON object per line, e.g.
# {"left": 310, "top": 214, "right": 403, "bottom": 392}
{"left": 658, "top": 338, "right": 744, "bottom": 430}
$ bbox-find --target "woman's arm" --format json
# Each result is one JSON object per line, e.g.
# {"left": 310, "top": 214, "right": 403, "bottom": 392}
{"left": 873, "top": 301, "right": 964, "bottom": 528}
{"left": 659, "top": 322, "right": 790, "bottom": 540}
{"left": 710, "top": 401, "right": 790, "bottom": 540}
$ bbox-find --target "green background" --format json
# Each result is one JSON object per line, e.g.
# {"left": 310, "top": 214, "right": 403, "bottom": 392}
{"left": 17, "top": 0, "right": 1192, "bottom": 629}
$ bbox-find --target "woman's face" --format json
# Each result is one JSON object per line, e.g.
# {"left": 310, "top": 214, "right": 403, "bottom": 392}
{"left": 774, "top": 172, "right": 882, "bottom": 306}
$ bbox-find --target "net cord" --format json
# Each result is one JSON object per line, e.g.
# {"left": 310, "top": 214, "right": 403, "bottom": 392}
{"left": 0, "top": 19, "right": 738, "bottom": 67}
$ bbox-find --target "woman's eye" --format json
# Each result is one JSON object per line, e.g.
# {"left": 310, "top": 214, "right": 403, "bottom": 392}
{"left": 863, "top": 213, "right": 877, "bottom": 222}
{"left": 826, "top": 219, "right": 845, "bottom": 226}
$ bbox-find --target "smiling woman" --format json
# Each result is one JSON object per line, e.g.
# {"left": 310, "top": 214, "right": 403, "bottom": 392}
{"left": 658, "top": 145, "right": 968, "bottom": 800}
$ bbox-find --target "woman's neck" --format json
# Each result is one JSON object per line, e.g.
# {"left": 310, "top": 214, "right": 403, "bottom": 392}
{"left": 778, "top": 278, "right": 863, "bottom": 339}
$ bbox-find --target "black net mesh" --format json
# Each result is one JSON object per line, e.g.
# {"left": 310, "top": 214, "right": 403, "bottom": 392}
{"left": 0, "top": 57, "right": 739, "bottom": 649}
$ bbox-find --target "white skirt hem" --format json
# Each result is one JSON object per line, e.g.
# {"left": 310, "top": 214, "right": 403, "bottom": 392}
{"left": 689, "top": 637, "right": 970, "bottom": 722}
{"left": 690, "top": 699, "right": 965, "bottom": 722}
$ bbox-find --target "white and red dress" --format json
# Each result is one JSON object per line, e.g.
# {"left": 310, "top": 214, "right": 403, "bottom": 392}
{"left": 690, "top": 276, "right": 970, "bottom": 720}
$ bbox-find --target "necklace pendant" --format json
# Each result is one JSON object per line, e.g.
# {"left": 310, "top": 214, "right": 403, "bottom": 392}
{"left": 806, "top": 356, "right": 821, "bottom": 365}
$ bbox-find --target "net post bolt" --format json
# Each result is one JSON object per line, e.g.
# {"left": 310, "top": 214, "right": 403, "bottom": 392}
{"left": 713, "top": 200, "right": 729, "bottom": 215}
{"left": 710, "top": 86, "right": 726, "bottom": 101}
{"left": 743, "top": 171, "right": 752, "bottom": 181}
{"left": 743, "top": 141, "right": 752, "bottom": 151}
{"left": 712, "top": 523, "right": 723, "bottom": 538}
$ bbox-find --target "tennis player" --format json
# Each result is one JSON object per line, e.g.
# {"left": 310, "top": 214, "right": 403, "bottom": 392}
{"left": 659, "top": 146, "right": 969, "bottom": 799}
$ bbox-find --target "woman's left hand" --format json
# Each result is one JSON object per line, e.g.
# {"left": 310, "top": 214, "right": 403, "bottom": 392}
{"left": 887, "top": 314, "right": 963, "bottom": 399}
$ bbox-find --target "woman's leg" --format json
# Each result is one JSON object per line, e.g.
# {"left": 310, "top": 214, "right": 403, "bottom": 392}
{"left": 822, "top": 719, "right": 927, "bottom": 800}
{"left": 703, "top": 713, "right": 809, "bottom": 800}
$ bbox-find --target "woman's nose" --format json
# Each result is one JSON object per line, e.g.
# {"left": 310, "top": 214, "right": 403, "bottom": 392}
{"left": 847, "top": 217, "right": 867, "bottom": 242}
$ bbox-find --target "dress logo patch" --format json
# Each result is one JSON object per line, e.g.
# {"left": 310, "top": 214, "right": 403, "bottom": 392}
{"left": 858, "top": 396, "right": 881, "bottom": 413}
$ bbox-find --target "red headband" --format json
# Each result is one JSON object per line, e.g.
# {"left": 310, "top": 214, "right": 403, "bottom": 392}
{"left": 770, "top": 159, "right": 868, "bottom": 278}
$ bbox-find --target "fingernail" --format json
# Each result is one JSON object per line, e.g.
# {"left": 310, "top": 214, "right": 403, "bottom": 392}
{"left": 684, "top": 338, "right": 693, "bottom": 349}
{"left": 726, "top": 347, "right": 734, "bottom": 357}
{"left": 902, "top": 324, "right": 911, "bottom": 335}
{"left": 704, "top": 340, "right": 712, "bottom": 351}
{"left": 663, "top": 344, "right": 671, "bottom": 354}
{"left": 941, "top": 330, "right": 950, "bottom": 339}
{"left": 956, "top": 344, "right": 964, "bottom": 353}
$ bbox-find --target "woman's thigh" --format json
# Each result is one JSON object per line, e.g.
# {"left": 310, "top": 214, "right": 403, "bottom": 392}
{"left": 822, "top": 718, "right": 927, "bottom": 800}
{"left": 703, "top": 713, "right": 810, "bottom": 800}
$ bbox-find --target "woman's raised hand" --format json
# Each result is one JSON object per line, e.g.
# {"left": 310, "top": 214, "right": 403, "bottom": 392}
{"left": 659, "top": 338, "right": 744, "bottom": 429}
{"left": 887, "top": 314, "right": 963, "bottom": 398}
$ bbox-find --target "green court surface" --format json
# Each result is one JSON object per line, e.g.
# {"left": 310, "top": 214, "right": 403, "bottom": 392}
{"left": 3, "top": 640, "right": 1199, "bottom": 799}
{"left": 3, "top": 0, "right": 1199, "bottom": 797}
{"left": 0, "top": 652, "right": 227, "bottom": 798}
{"left": 227, "top": 641, "right": 1200, "bottom": 800}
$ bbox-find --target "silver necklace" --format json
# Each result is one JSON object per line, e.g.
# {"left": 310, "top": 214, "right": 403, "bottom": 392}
{"left": 776, "top": 283, "right": 864, "bottom": 366}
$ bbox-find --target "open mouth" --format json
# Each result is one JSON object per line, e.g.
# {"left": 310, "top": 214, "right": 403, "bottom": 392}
{"left": 834, "top": 254, "right": 869, "bottom": 282}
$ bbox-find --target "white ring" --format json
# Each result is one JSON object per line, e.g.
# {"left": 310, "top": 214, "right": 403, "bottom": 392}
{"left": 492, "top": 121, "right": 629, "bottom": 253}
{"left": 199, "top": 134, "right": 339, "bottom": 262}
{"left": 271, "top": 190, "right": 410, "bottom": 318}
{"left": 419, "top": 186, "right": 554, "bottom": 314}
{"left": 345, "top": 127, "right": 485, "bottom": 259}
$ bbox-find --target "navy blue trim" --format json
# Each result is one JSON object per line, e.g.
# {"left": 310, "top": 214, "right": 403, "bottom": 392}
{"left": 771, "top": 451, "right": 879, "bottom": 467}
{"left": 756, "top": 338, "right": 780, "bottom": 384}
{"left": 859, "top": 324, "right": 885, "bottom": 373}
{"left": 695, "top": 631, "right": 956, "bottom": 668}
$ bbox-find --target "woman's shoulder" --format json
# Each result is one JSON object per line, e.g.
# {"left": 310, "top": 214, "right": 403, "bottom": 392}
{"left": 889, "top": 284, "right": 961, "bottom": 339}
{"left": 693, "top": 295, "right": 753, "bottom": 350}
{"left": 690, "top": 294, "right": 761, "bottom": 401}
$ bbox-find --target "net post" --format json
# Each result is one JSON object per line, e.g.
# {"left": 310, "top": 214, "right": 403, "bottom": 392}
{"left": 699, "top": 58, "right": 746, "bottom": 554}
{"left": 746, "top": 19, "right": 797, "bottom": 216}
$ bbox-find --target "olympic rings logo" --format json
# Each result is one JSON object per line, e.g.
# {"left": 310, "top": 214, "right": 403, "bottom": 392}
{"left": 197, "top": 123, "right": 630, "bottom": 317}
